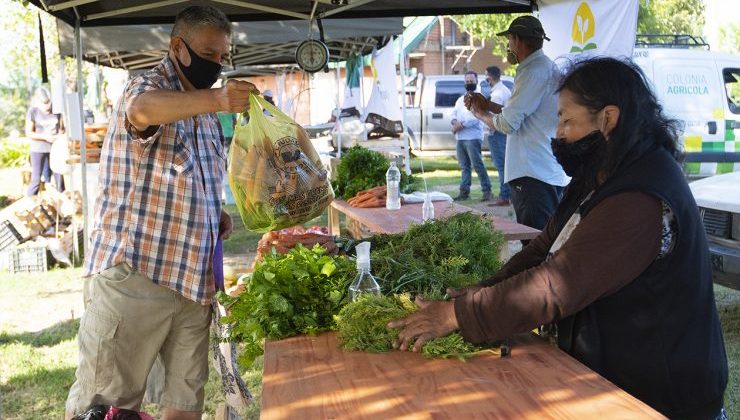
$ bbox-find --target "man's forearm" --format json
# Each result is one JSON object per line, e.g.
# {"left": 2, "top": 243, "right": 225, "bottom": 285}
{"left": 488, "top": 101, "right": 503, "bottom": 114}
{"left": 127, "top": 89, "right": 220, "bottom": 130}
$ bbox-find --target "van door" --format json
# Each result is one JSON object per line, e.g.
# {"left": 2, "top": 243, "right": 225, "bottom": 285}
{"left": 422, "top": 80, "right": 465, "bottom": 150}
{"left": 652, "top": 58, "right": 725, "bottom": 175}
{"left": 717, "top": 64, "right": 740, "bottom": 172}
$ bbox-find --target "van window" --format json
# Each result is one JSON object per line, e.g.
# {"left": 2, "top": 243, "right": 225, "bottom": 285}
{"left": 724, "top": 68, "right": 740, "bottom": 115}
{"left": 435, "top": 81, "right": 465, "bottom": 107}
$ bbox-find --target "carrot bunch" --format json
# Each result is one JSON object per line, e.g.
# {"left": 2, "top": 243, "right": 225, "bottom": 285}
{"left": 347, "top": 186, "right": 404, "bottom": 208}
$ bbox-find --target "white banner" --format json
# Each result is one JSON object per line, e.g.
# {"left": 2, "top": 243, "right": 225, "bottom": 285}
{"left": 364, "top": 42, "right": 401, "bottom": 121}
{"left": 539, "top": 0, "right": 639, "bottom": 62}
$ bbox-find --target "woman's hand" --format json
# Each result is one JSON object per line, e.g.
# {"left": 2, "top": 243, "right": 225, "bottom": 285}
{"left": 386, "top": 297, "right": 459, "bottom": 352}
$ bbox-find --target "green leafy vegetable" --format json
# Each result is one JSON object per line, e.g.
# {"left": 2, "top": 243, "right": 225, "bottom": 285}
{"left": 335, "top": 293, "right": 417, "bottom": 352}
{"left": 369, "top": 212, "right": 505, "bottom": 299}
{"left": 218, "top": 244, "right": 356, "bottom": 369}
{"left": 336, "top": 294, "right": 492, "bottom": 360}
{"left": 332, "top": 145, "right": 414, "bottom": 199}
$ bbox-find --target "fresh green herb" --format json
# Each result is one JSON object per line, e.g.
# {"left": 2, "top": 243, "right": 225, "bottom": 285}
{"left": 332, "top": 145, "right": 414, "bottom": 199}
{"left": 335, "top": 293, "right": 417, "bottom": 352}
{"left": 218, "top": 244, "right": 356, "bottom": 369}
{"left": 336, "top": 294, "right": 491, "bottom": 360}
{"left": 369, "top": 212, "right": 505, "bottom": 299}
{"left": 420, "top": 333, "right": 485, "bottom": 361}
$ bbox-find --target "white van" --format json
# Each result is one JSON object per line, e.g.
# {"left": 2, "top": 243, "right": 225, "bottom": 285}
{"left": 632, "top": 46, "right": 740, "bottom": 175}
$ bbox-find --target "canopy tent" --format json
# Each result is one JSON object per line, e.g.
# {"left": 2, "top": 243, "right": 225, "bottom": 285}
{"left": 56, "top": 18, "right": 403, "bottom": 71}
{"left": 31, "top": 1, "right": 533, "bottom": 27}
{"left": 29, "top": 0, "right": 536, "bottom": 255}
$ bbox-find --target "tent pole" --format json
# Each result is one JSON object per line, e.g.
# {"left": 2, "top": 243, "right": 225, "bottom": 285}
{"left": 335, "top": 63, "right": 342, "bottom": 158}
{"left": 399, "top": 34, "right": 411, "bottom": 175}
{"left": 75, "top": 18, "right": 89, "bottom": 257}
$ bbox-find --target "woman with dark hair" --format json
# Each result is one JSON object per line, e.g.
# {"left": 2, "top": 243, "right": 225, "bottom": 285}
{"left": 388, "top": 57, "right": 728, "bottom": 419}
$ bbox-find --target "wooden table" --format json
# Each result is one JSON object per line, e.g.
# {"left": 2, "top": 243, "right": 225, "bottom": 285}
{"left": 261, "top": 332, "right": 664, "bottom": 419}
{"left": 328, "top": 199, "right": 539, "bottom": 242}
{"left": 328, "top": 199, "right": 540, "bottom": 259}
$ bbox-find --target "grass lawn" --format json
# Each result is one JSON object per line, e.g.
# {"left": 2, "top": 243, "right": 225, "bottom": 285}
{"left": 1, "top": 156, "right": 738, "bottom": 418}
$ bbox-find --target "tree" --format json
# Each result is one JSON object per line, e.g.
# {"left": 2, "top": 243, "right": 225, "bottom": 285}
{"left": 454, "top": 0, "right": 706, "bottom": 72}
{"left": 453, "top": 13, "right": 524, "bottom": 73}
{"left": 0, "top": 1, "right": 60, "bottom": 139}
{"left": 718, "top": 22, "right": 740, "bottom": 54}
{"left": 637, "top": 0, "right": 705, "bottom": 36}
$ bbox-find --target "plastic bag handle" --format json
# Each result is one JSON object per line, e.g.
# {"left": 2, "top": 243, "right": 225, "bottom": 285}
{"left": 240, "top": 92, "right": 295, "bottom": 126}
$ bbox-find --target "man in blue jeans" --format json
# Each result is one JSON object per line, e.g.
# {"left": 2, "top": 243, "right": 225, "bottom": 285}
{"left": 466, "top": 16, "right": 568, "bottom": 235}
{"left": 451, "top": 71, "right": 492, "bottom": 201}
{"left": 485, "top": 66, "right": 512, "bottom": 206}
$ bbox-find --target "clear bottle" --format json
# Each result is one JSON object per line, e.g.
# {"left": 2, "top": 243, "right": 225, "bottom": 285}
{"left": 349, "top": 242, "right": 381, "bottom": 302}
{"left": 386, "top": 161, "right": 401, "bottom": 210}
{"left": 422, "top": 192, "right": 435, "bottom": 222}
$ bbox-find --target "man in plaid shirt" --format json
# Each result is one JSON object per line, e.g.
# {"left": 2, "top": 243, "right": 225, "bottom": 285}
{"left": 65, "top": 6, "right": 257, "bottom": 420}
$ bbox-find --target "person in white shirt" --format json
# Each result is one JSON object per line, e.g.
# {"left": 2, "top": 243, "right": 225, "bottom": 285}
{"left": 485, "top": 66, "right": 512, "bottom": 206}
{"left": 451, "top": 71, "right": 492, "bottom": 201}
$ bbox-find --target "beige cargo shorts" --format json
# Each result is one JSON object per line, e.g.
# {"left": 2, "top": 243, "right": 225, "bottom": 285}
{"left": 65, "top": 263, "right": 212, "bottom": 414}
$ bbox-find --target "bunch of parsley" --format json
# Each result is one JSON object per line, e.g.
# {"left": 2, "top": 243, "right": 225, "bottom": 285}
{"left": 332, "top": 145, "right": 414, "bottom": 199}
{"left": 369, "top": 212, "right": 505, "bottom": 299}
{"left": 218, "top": 244, "right": 356, "bottom": 369}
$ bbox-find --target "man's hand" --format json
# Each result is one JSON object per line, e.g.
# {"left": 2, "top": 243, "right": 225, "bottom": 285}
{"left": 464, "top": 92, "right": 491, "bottom": 114}
{"left": 386, "top": 297, "right": 459, "bottom": 352}
{"left": 450, "top": 120, "right": 463, "bottom": 134}
{"left": 216, "top": 80, "right": 259, "bottom": 113}
{"left": 218, "top": 208, "right": 233, "bottom": 240}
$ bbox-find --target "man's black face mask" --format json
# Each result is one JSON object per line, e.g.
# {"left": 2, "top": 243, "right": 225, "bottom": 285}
{"left": 176, "top": 39, "right": 222, "bottom": 89}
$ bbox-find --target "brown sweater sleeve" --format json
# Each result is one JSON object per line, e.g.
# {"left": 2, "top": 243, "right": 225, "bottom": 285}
{"left": 480, "top": 217, "right": 557, "bottom": 287}
{"left": 455, "top": 191, "right": 662, "bottom": 344}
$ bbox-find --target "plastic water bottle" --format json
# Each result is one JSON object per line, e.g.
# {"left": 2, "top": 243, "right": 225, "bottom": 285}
{"left": 422, "top": 193, "right": 435, "bottom": 222}
{"left": 349, "top": 242, "right": 381, "bottom": 302}
{"left": 386, "top": 161, "right": 401, "bottom": 210}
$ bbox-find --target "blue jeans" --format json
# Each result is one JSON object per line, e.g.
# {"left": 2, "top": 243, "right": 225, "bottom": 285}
{"left": 456, "top": 139, "right": 491, "bottom": 194}
{"left": 27, "top": 152, "right": 65, "bottom": 196}
{"left": 487, "top": 132, "right": 510, "bottom": 200}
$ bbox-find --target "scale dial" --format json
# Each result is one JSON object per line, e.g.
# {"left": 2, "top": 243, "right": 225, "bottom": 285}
{"left": 295, "top": 39, "right": 330, "bottom": 73}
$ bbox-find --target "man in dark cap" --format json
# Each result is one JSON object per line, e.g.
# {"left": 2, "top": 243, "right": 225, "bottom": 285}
{"left": 466, "top": 16, "right": 568, "bottom": 237}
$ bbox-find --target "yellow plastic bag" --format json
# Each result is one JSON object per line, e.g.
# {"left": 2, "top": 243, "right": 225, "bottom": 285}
{"left": 228, "top": 93, "right": 334, "bottom": 232}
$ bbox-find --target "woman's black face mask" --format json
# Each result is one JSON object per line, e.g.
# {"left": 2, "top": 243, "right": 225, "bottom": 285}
{"left": 551, "top": 130, "right": 607, "bottom": 178}
{"left": 176, "top": 39, "right": 222, "bottom": 89}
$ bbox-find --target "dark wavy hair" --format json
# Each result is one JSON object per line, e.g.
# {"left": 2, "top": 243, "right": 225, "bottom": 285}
{"left": 557, "top": 56, "right": 682, "bottom": 179}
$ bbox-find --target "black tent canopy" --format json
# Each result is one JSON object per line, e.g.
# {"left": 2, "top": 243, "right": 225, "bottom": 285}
{"left": 32, "top": 0, "right": 533, "bottom": 27}
{"left": 55, "top": 17, "right": 404, "bottom": 70}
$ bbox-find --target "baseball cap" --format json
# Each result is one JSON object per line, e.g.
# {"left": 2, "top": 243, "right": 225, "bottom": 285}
{"left": 263, "top": 89, "right": 273, "bottom": 98}
{"left": 496, "top": 15, "right": 550, "bottom": 41}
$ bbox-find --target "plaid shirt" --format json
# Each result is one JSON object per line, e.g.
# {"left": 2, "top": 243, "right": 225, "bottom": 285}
{"left": 85, "top": 57, "right": 225, "bottom": 304}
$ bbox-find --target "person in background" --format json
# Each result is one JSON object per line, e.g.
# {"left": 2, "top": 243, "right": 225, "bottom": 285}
{"left": 466, "top": 16, "right": 568, "bottom": 232}
{"left": 451, "top": 71, "right": 492, "bottom": 202}
{"left": 484, "top": 66, "right": 512, "bottom": 206}
{"left": 25, "top": 87, "right": 65, "bottom": 196}
{"left": 65, "top": 6, "right": 258, "bottom": 420}
{"left": 389, "top": 57, "right": 728, "bottom": 420}
{"left": 263, "top": 89, "right": 275, "bottom": 106}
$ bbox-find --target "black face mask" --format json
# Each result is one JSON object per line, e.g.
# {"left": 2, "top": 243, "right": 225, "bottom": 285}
{"left": 506, "top": 48, "right": 519, "bottom": 65}
{"left": 551, "top": 130, "right": 607, "bottom": 178}
{"left": 176, "top": 40, "right": 222, "bottom": 89}
{"left": 465, "top": 83, "right": 477, "bottom": 92}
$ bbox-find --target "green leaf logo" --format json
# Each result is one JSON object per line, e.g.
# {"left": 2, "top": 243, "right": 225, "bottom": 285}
{"left": 571, "top": 1, "right": 597, "bottom": 51}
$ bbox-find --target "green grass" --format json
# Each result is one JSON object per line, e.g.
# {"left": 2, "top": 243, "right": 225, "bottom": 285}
{"left": 1, "top": 156, "right": 738, "bottom": 418}
{"left": 410, "top": 155, "right": 504, "bottom": 203}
